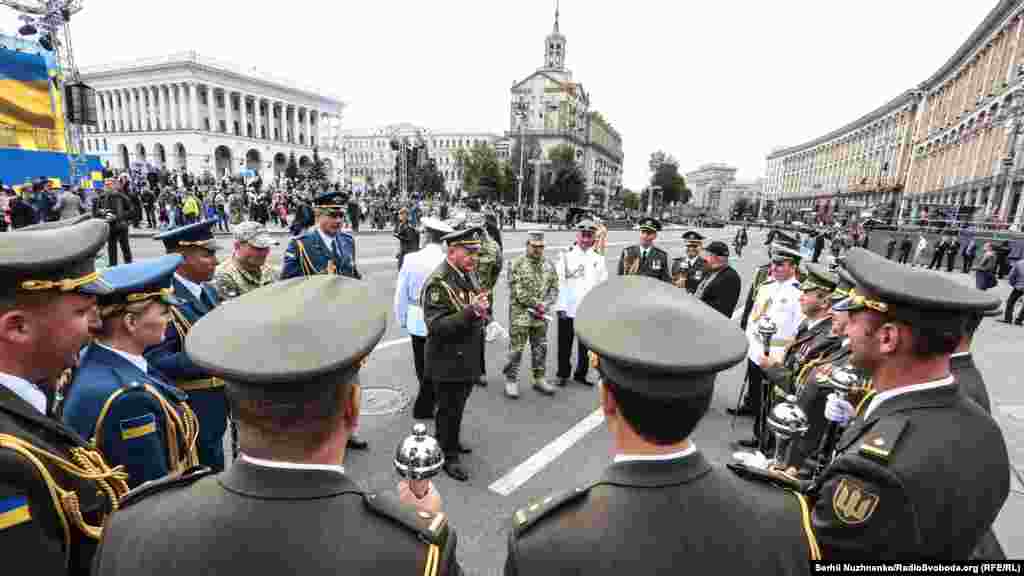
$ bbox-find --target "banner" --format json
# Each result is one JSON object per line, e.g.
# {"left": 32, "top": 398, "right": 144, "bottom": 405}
{"left": 0, "top": 47, "right": 65, "bottom": 152}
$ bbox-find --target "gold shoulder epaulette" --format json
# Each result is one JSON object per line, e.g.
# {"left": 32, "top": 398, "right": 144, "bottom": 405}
{"left": 511, "top": 485, "right": 590, "bottom": 537}
{"left": 362, "top": 491, "right": 449, "bottom": 546}
{"left": 858, "top": 415, "right": 907, "bottom": 463}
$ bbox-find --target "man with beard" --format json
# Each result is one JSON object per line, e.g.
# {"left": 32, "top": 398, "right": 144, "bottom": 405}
{"left": 423, "top": 227, "right": 489, "bottom": 482}
{"left": 693, "top": 241, "right": 741, "bottom": 318}
{"left": 147, "top": 219, "right": 229, "bottom": 471}
{"left": 809, "top": 248, "right": 1008, "bottom": 560}
{"left": 671, "top": 231, "right": 706, "bottom": 293}
{"left": 0, "top": 218, "right": 128, "bottom": 571}
{"left": 213, "top": 222, "right": 280, "bottom": 300}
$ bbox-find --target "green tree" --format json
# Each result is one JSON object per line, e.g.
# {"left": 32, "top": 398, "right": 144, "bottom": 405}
{"left": 545, "top": 143, "right": 585, "bottom": 205}
{"left": 648, "top": 150, "right": 691, "bottom": 205}
{"left": 454, "top": 143, "right": 503, "bottom": 200}
{"left": 622, "top": 189, "right": 641, "bottom": 211}
{"left": 308, "top": 147, "right": 327, "bottom": 184}
{"left": 285, "top": 151, "right": 299, "bottom": 181}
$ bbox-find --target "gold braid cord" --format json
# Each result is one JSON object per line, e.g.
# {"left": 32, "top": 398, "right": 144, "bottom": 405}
{"left": 168, "top": 305, "right": 192, "bottom": 343}
{"left": 437, "top": 280, "right": 469, "bottom": 309}
{"left": 294, "top": 240, "right": 322, "bottom": 276}
{"left": 20, "top": 271, "right": 100, "bottom": 293}
{"left": 0, "top": 434, "right": 128, "bottom": 546}
{"left": 623, "top": 250, "right": 640, "bottom": 276}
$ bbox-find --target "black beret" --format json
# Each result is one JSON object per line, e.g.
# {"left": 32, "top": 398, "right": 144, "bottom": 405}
{"left": 185, "top": 276, "right": 386, "bottom": 393}
{"left": 835, "top": 247, "right": 999, "bottom": 314}
{"left": 0, "top": 218, "right": 111, "bottom": 298}
{"left": 575, "top": 276, "right": 747, "bottom": 400}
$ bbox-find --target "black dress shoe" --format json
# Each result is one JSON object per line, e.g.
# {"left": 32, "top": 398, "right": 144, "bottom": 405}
{"left": 572, "top": 374, "right": 593, "bottom": 386}
{"left": 347, "top": 435, "right": 369, "bottom": 450}
{"left": 443, "top": 461, "right": 470, "bottom": 482}
{"left": 735, "top": 438, "right": 759, "bottom": 449}
{"left": 997, "top": 318, "right": 1012, "bottom": 324}
{"left": 455, "top": 444, "right": 472, "bottom": 454}
{"left": 727, "top": 406, "right": 754, "bottom": 417}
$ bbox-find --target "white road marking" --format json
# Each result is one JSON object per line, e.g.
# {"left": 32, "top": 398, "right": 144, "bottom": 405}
{"left": 374, "top": 336, "right": 411, "bottom": 351}
{"left": 489, "top": 408, "right": 605, "bottom": 496}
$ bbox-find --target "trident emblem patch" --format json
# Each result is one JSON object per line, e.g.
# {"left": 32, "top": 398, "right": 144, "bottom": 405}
{"left": 832, "top": 478, "right": 879, "bottom": 525}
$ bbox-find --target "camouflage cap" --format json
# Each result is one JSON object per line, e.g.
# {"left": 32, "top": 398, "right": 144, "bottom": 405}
{"left": 233, "top": 221, "right": 278, "bottom": 249}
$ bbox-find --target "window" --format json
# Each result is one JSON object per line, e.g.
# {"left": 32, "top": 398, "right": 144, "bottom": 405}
{"left": 204, "top": 118, "right": 210, "bottom": 131}
{"left": 234, "top": 121, "right": 240, "bottom": 135}
{"left": 219, "top": 120, "right": 226, "bottom": 133}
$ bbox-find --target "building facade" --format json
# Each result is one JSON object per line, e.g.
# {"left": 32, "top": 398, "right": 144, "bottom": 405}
{"left": 79, "top": 51, "right": 345, "bottom": 182}
{"left": 685, "top": 163, "right": 761, "bottom": 217}
{"left": 768, "top": 0, "right": 1024, "bottom": 230}
{"left": 507, "top": 8, "right": 624, "bottom": 209}
{"left": 342, "top": 123, "right": 502, "bottom": 197}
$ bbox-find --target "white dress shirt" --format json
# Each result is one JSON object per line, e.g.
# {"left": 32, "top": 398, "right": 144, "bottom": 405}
{"left": 318, "top": 228, "right": 338, "bottom": 254}
{"left": 0, "top": 371, "right": 47, "bottom": 414}
{"left": 240, "top": 453, "right": 346, "bottom": 476}
{"left": 863, "top": 375, "right": 955, "bottom": 420}
{"left": 745, "top": 276, "right": 803, "bottom": 365}
{"left": 95, "top": 342, "right": 149, "bottom": 373}
{"left": 174, "top": 272, "right": 203, "bottom": 301}
{"left": 394, "top": 243, "right": 446, "bottom": 337}
{"left": 613, "top": 443, "right": 697, "bottom": 464}
{"left": 555, "top": 245, "right": 608, "bottom": 318}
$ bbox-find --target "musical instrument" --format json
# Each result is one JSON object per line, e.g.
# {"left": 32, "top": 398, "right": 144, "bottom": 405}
{"left": 394, "top": 423, "right": 444, "bottom": 499}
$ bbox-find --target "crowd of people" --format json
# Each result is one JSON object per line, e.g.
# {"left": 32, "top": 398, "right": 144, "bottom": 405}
{"left": 0, "top": 175, "right": 1016, "bottom": 574}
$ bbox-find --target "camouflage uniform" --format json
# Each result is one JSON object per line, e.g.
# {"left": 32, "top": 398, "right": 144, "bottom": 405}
{"left": 475, "top": 227, "right": 503, "bottom": 297}
{"left": 503, "top": 252, "right": 559, "bottom": 393}
{"left": 212, "top": 258, "right": 278, "bottom": 300}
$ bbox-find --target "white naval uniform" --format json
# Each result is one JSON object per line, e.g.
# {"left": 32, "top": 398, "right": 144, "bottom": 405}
{"left": 555, "top": 244, "right": 608, "bottom": 318}
{"left": 393, "top": 243, "right": 446, "bottom": 337}
{"left": 744, "top": 277, "right": 803, "bottom": 366}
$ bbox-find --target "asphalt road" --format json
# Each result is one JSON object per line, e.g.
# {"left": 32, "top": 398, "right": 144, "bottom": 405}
{"left": 122, "top": 224, "right": 1024, "bottom": 574}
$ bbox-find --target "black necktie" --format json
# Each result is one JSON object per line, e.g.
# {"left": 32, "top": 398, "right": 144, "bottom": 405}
{"left": 640, "top": 250, "right": 648, "bottom": 269}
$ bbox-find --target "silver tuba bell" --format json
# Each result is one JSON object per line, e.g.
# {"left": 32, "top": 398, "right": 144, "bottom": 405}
{"left": 767, "top": 394, "right": 810, "bottom": 467}
{"left": 394, "top": 423, "right": 445, "bottom": 481}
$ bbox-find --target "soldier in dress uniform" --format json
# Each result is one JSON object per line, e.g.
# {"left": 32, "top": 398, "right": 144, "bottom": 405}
{"left": 395, "top": 217, "right": 455, "bottom": 420}
{"left": 61, "top": 255, "right": 200, "bottom": 488}
{"left": 146, "top": 218, "right": 230, "bottom": 470}
{"left": 737, "top": 246, "right": 804, "bottom": 452}
{"left": 279, "top": 192, "right": 367, "bottom": 449}
{"left": 211, "top": 221, "right": 279, "bottom": 300}
{"left": 93, "top": 276, "right": 461, "bottom": 576}
{"left": 505, "top": 276, "right": 817, "bottom": 575}
{"left": 423, "top": 227, "right": 489, "bottom": 482}
{"left": 503, "top": 232, "right": 559, "bottom": 399}
{"left": 952, "top": 307, "right": 997, "bottom": 414}
{"left": 617, "top": 217, "right": 671, "bottom": 282}
{"left": 281, "top": 191, "right": 362, "bottom": 280}
{"left": 554, "top": 219, "right": 608, "bottom": 387}
{"left": 760, "top": 263, "right": 838, "bottom": 402}
{"left": 0, "top": 218, "right": 129, "bottom": 573}
{"left": 810, "top": 247, "right": 1009, "bottom": 559}
{"left": 671, "top": 230, "right": 706, "bottom": 293}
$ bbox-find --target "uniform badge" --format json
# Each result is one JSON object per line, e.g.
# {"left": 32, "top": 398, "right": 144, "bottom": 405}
{"left": 430, "top": 288, "right": 442, "bottom": 304}
{"left": 652, "top": 259, "right": 662, "bottom": 270}
{"left": 832, "top": 478, "right": 879, "bottom": 525}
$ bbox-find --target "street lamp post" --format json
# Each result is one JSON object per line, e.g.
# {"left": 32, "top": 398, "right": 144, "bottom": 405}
{"left": 513, "top": 94, "right": 529, "bottom": 217}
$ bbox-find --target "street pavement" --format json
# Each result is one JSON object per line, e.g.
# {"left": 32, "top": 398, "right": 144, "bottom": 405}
{"left": 120, "top": 225, "right": 1023, "bottom": 574}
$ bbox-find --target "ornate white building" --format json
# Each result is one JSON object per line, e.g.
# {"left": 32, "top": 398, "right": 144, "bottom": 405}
{"left": 342, "top": 123, "right": 502, "bottom": 197}
{"left": 507, "top": 7, "right": 623, "bottom": 208}
{"left": 685, "top": 163, "right": 762, "bottom": 217}
{"left": 79, "top": 51, "right": 345, "bottom": 181}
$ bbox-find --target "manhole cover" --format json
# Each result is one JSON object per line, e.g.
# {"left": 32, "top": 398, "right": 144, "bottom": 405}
{"left": 361, "top": 387, "right": 407, "bottom": 416}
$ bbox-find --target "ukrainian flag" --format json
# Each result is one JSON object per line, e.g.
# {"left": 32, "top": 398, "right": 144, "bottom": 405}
{"left": 0, "top": 48, "right": 63, "bottom": 151}
{"left": 0, "top": 496, "right": 31, "bottom": 531}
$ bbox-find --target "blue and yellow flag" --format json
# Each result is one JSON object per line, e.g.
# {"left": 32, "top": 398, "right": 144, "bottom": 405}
{"left": 0, "top": 48, "right": 64, "bottom": 152}
{"left": 0, "top": 495, "right": 31, "bottom": 531}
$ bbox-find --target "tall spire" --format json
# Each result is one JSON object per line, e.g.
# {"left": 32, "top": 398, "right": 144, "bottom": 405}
{"left": 554, "top": 0, "right": 560, "bottom": 34}
{"left": 544, "top": 0, "right": 566, "bottom": 70}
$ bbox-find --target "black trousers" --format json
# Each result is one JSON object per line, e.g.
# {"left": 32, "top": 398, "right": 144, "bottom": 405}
{"left": 410, "top": 336, "right": 435, "bottom": 417}
{"left": 963, "top": 254, "right": 975, "bottom": 273}
{"left": 144, "top": 205, "right": 156, "bottom": 228}
{"left": 928, "top": 250, "right": 946, "bottom": 269}
{"left": 747, "top": 359, "right": 768, "bottom": 443}
{"left": 898, "top": 250, "right": 910, "bottom": 264}
{"left": 107, "top": 227, "right": 132, "bottom": 265}
{"left": 946, "top": 250, "right": 957, "bottom": 272}
{"left": 556, "top": 315, "right": 590, "bottom": 380}
{"left": 1006, "top": 289, "right": 1024, "bottom": 324}
{"left": 435, "top": 380, "right": 473, "bottom": 457}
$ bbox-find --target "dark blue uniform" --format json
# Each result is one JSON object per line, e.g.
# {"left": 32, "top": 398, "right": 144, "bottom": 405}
{"left": 62, "top": 344, "right": 199, "bottom": 488}
{"left": 145, "top": 277, "right": 226, "bottom": 471}
{"left": 281, "top": 229, "right": 361, "bottom": 279}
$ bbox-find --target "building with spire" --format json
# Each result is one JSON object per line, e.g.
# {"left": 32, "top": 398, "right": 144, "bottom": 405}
{"left": 508, "top": 3, "right": 623, "bottom": 209}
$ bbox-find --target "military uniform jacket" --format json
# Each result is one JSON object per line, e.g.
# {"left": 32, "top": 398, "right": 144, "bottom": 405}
{"left": 143, "top": 277, "right": 227, "bottom": 472}
{"left": 763, "top": 317, "right": 835, "bottom": 395}
{"left": 506, "top": 452, "right": 815, "bottom": 575}
{"left": 810, "top": 383, "right": 1009, "bottom": 560}
{"left": 92, "top": 459, "right": 459, "bottom": 576}
{"left": 0, "top": 383, "right": 126, "bottom": 575}
{"left": 670, "top": 255, "right": 706, "bottom": 293}
{"left": 280, "top": 229, "right": 361, "bottom": 280}
{"left": 950, "top": 353, "right": 991, "bottom": 414}
{"left": 61, "top": 345, "right": 199, "bottom": 489}
{"left": 695, "top": 265, "right": 742, "bottom": 318}
{"left": 786, "top": 340, "right": 854, "bottom": 469}
{"left": 507, "top": 255, "right": 559, "bottom": 329}
{"left": 212, "top": 257, "right": 278, "bottom": 300}
{"left": 617, "top": 245, "right": 671, "bottom": 283}
{"left": 475, "top": 228, "right": 503, "bottom": 293}
{"left": 555, "top": 245, "right": 608, "bottom": 318}
{"left": 423, "top": 261, "right": 486, "bottom": 383}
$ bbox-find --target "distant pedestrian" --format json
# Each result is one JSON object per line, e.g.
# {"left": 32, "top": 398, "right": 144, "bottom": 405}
{"left": 974, "top": 242, "right": 997, "bottom": 291}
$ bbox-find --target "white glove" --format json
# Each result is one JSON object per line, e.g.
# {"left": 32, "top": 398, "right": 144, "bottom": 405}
{"left": 485, "top": 321, "right": 509, "bottom": 342}
{"left": 824, "top": 393, "right": 856, "bottom": 425}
